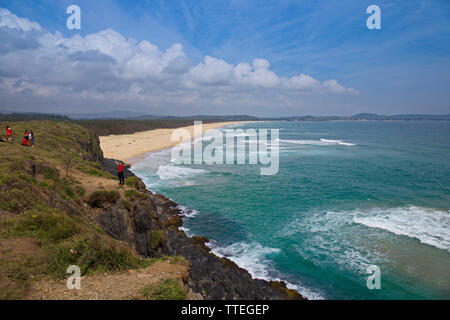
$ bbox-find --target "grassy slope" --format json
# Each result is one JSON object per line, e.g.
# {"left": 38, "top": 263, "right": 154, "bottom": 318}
{"left": 0, "top": 120, "right": 185, "bottom": 299}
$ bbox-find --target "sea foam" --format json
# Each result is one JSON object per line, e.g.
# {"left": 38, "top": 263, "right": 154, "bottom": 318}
{"left": 278, "top": 138, "right": 356, "bottom": 146}
{"left": 207, "top": 240, "right": 324, "bottom": 300}
{"left": 353, "top": 206, "right": 450, "bottom": 252}
{"left": 156, "top": 165, "right": 208, "bottom": 180}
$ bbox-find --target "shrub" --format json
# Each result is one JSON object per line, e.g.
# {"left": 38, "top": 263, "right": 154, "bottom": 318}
{"left": 74, "top": 185, "right": 85, "bottom": 197}
{"left": 124, "top": 189, "right": 150, "bottom": 201}
{"left": 41, "top": 166, "right": 59, "bottom": 180}
{"left": 125, "top": 176, "right": 138, "bottom": 188}
{"left": 88, "top": 190, "right": 120, "bottom": 207}
{"left": 151, "top": 230, "right": 163, "bottom": 248}
{"left": 60, "top": 185, "right": 76, "bottom": 200}
{"left": 141, "top": 278, "right": 186, "bottom": 300}
{"left": 48, "top": 236, "right": 142, "bottom": 279}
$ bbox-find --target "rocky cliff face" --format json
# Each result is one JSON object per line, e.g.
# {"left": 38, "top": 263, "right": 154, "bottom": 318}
{"left": 99, "top": 159, "right": 304, "bottom": 300}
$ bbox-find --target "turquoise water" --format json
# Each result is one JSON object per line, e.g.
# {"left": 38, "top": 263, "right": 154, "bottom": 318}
{"left": 132, "top": 121, "right": 450, "bottom": 299}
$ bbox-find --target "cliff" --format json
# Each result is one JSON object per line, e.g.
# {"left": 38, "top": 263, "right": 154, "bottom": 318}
{"left": 0, "top": 120, "right": 303, "bottom": 300}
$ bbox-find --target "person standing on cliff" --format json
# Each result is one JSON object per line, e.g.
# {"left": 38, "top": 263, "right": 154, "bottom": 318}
{"left": 114, "top": 160, "right": 129, "bottom": 185}
{"left": 6, "top": 126, "right": 12, "bottom": 143}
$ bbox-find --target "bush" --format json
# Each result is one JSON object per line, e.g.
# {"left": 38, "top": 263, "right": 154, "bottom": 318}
{"left": 48, "top": 236, "right": 142, "bottom": 279}
{"left": 60, "top": 185, "right": 76, "bottom": 200}
{"left": 74, "top": 185, "right": 85, "bottom": 197}
{"left": 88, "top": 190, "right": 120, "bottom": 207}
{"left": 41, "top": 166, "right": 59, "bottom": 180}
{"left": 141, "top": 278, "right": 186, "bottom": 300}
{"left": 124, "top": 189, "right": 150, "bottom": 201}
{"left": 151, "top": 230, "right": 163, "bottom": 248}
{"left": 125, "top": 176, "right": 138, "bottom": 188}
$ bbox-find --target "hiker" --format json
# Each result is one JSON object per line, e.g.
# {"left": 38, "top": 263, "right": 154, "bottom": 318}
{"left": 29, "top": 130, "right": 35, "bottom": 147}
{"left": 22, "top": 130, "right": 30, "bottom": 146}
{"left": 21, "top": 132, "right": 28, "bottom": 146}
{"left": 114, "top": 160, "right": 129, "bottom": 185}
{"left": 6, "top": 126, "right": 12, "bottom": 143}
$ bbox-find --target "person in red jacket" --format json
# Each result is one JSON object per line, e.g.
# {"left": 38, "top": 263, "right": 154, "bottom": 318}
{"left": 22, "top": 130, "right": 29, "bottom": 146}
{"left": 114, "top": 160, "right": 129, "bottom": 185}
{"left": 6, "top": 126, "right": 12, "bottom": 143}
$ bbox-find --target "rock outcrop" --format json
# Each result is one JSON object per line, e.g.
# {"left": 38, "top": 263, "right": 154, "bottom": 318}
{"left": 97, "top": 158, "right": 304, "bottom": 300}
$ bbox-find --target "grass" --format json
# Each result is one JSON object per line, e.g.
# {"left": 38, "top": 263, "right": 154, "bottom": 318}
{"left": 151, "top": 230, "right": 163, "bottom": 248}
{"left": 124, "top": 189, "right": 150, "bottom": 201}
{"left": 88, "top": 190, "right": 120, "bottom": 207}
{"left": 125, "top": 176, "right": 138, "bottom": 188}
{"left": 5, "top": 211, "right": 82, "bottom": 242}
{"left": 0, "top": 254, "right": 48, "bottom": 299}
{"left": 140, "top": 278, "right": 187, "bottom": 300}
{"left": 0, "top": 120, "right": 190, "bottom": 299}
{"left": 47, "top": 235, "right": 146, "bottom": 278}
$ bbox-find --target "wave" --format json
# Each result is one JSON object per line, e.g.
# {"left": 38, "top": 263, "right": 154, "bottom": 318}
{"left": 320, "top": 139, "right": 356, "bottom": 146}
{"left": 176, "top": 204, "right": 200, "bottom": 218}
{"left": 278, "top": 138, "right": 355, "bottom": 146}
{"left": 353, "top": 206, "right": 450, "bottom": 252}
{"left": 207, "top": 240, "right": 324, "bottom": 300}
{"left": 156, "top": 165, "right": 208, "bottom": 180}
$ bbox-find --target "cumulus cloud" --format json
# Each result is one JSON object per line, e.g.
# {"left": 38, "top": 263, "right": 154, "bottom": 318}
{"left": 323, "top": 79, "right": 359, "bottom": 95}
{"left": 0, "top": 8, "right": 358, "bottom": 114}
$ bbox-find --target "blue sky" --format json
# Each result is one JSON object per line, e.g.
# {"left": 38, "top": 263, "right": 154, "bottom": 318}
{"left": 0, "top": 0, "right": 449, "bottom": 116}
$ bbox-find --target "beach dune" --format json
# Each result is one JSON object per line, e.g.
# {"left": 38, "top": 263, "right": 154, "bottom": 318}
{"left": 99, "top": 121, "right": 250, "bottom": 163}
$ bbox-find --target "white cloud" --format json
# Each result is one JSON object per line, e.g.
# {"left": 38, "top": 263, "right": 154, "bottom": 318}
{"left": 188, "top": 56, "right": 234, "bottom": 85}
{"left": 0, "top": 8, "right": 358, "bottom": 114}
{"left": 323, "top": 79, "right": 359, "bottom": 95}
{"left": 234, "top": 59, "right": 280, "bottom": 88}
{"left": 0, "top": 8, "right": 40, "bottom": 31}
{"left": 282, "top": 74, "right": 322, "bottom": 91}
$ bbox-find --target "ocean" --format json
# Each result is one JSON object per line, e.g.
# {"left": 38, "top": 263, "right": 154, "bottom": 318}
{"left": 131, "top": 120, "right": 450, "bottom": 300}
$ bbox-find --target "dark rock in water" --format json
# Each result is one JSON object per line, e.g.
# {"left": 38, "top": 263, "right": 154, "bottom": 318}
{"left": 97, "top": 157, "right": 304, "bottom": 300}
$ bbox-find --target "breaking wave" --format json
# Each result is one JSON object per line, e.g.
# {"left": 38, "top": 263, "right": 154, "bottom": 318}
{"left": 353, "top": 206, "right": 450, "bottom": 252}
{"left": 156, "top": 165, "right": 208, "bottom": 180}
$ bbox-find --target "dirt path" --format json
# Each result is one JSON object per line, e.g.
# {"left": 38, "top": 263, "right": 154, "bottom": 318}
{"left": 24, "top": 260, "right": 200, "bottom": 300}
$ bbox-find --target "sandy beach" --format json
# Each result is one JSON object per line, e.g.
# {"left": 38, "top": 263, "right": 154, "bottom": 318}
{"left": 99, "top": 121, "right": 252, "bottom": 163}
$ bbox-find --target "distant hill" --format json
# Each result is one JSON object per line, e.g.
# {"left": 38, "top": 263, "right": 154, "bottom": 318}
{"left": 0, "top": 112, "right": 69, "bottom": 121}
{"left": 64, "top": 110, "right": 154, "bottom": 119}
{"left": 284, "top": 113, "right": 450, "bottom": 121}
{"left": 348, "top": 113, "right": 450, "bottom": 120}
{"left": 2, "top": 110, "right": 449, "bottom": 122}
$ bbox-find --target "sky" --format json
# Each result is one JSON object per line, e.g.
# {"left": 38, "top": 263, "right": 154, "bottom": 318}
{"left": 0, "top": 0, "right": 449, "bottom": 116}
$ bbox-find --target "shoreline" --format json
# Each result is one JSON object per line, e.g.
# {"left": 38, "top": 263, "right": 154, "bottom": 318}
{"left": 100, "top": 157, "right": 304, "bottom": 300}
{"left": 98, "top": 121, "right": 305, "bottom": 299}
{"left": 100, "top": 121, "right": 255, "bottom": 163}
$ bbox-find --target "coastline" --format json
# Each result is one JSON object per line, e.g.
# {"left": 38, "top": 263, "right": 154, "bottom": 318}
{"left": 98, "top": 121, "right": 305, "bottom": 299}
{"left": 99, "top": 121, "right": 254, "bottom": 163}
{"left": 100, "top": 157, "right": 304, "bottom": 300}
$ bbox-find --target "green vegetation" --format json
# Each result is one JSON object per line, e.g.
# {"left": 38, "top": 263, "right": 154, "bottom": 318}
{"left": 0, "top": 119, "right": 190, "bottom": 300}
{"left": 151, "top": 230, "right": 163, "bottom": 248}
{"left": 0, "top": 120, "right": 154, "bottom": 299}
{"left": 3, "top": 211, "right": 81, "bottom": 242}
{"left": 124, "top": 189, "right": 150, "bottom": 200}
{"left": 75, "top": 119, "right": 210, "bottom": 136}
{"left": 140, "top": 278, "right": 187, "bottom": 300}
{"left": 47, "top": 235, "right": 147, "bottom": 279}
{"left": 88, "top": 190, "right": 120, "bottom": 207}
{"left": 0, "top": 253, "right": 48, "bottom": 299}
